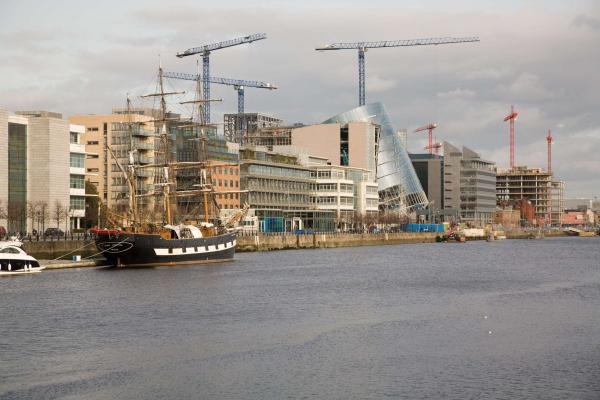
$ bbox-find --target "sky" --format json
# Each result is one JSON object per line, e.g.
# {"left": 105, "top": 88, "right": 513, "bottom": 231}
{"left": 1, "top": 0, "right": 599, "bottom": 197}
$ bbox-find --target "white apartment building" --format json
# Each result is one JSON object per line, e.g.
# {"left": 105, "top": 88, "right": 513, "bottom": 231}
{"left": 69, "top": 125, "right": 87, "bottom": 229}
{"left": 310, "top": 165, "right": 379, "bottom": 230}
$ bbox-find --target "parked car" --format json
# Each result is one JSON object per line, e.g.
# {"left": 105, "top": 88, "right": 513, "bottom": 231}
{"left": 44, "top": 228, "right": 65, "bottom": 237}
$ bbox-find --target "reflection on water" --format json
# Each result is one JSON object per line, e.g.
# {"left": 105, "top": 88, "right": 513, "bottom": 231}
{"left": 1, "top": 237, "right": 599, "bottom": 399}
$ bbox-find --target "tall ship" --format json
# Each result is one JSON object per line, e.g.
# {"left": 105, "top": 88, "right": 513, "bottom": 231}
{"left": 94, "top": 66, "right": 246, "bottom": 267}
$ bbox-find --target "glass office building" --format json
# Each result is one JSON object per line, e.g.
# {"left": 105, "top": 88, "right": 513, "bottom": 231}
{"left": 8, "top": 123, "right": 27, "bottom": 233}
{"left": 323, "top": 103, "right": 429, "bottom": 215}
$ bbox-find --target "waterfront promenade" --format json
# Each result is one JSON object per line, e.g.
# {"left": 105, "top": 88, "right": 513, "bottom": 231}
{"left": 20, "top": 229, "right": 580, "bottom": 262}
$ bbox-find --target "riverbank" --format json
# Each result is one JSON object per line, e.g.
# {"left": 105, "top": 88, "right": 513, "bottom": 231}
{"left": 26, "top": 230, "right": 593, "bottom": 268}
{"left": 236, "top": 231, "right": 438, "bottom": 251}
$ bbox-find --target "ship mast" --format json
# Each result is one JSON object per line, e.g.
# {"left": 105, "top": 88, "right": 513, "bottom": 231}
{"left": 125, "top": 94, "right": 139, "bottom": 229}
{"left": 140, "top": 63, "right": 185, "bottom": 226}
{"left": 158, "top": 66, "right": 173, "bottom": 225}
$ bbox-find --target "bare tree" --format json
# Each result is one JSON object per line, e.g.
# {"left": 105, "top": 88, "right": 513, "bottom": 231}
{"left": 37, "top": 201, "right": 49, "bottom": 234}
{"left": 0, "top": 200, "right": 6, "bottom": 239}
{"left": 65, "top": 207, "right": 72, "bottom": 234}
{"left": 26, "top": 201, "right": 37, "bottom": 234}
{"left": 0, "top": 200, "right": 7, "bottom": 222}
{"left": 53, "top": 201, "right": 66, "bottom": 230}
{"left": 7, "top": 201, "right": 26, "bottom": 235}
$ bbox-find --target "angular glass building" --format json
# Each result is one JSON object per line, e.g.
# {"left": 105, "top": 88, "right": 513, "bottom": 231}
{"left": 323, "top": 102, "right": 429, "bottom": 215}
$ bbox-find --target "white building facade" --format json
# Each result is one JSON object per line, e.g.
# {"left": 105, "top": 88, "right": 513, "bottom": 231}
{"left": 310, "top": 165, "right": 378, "bottom": 230}
{"left": 69, "top": 124, "right": 86, "bottom": 229}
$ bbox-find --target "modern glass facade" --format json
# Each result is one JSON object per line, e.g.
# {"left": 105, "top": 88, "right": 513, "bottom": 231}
{"left": 323, "top": 102, "right": 429, "bottom": 215}
{"left": 8, "top": 123, "right": 27, "bottom": 233}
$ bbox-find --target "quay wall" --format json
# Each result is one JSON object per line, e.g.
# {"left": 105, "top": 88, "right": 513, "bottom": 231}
{"left": 22, "top": 230, "right": 576, "bottom": 259}
{"left": 23, "top": 239, "right": 98, "bottom": 260}
{"left": 236, "top": 232, "right": 437, "bottom": 252}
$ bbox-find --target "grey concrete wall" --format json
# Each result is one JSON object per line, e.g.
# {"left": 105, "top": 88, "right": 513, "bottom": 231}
{"left": 443, "top": 143, "right": 462, "bottom": 211}
{"left": 27, "top": 117, "right": 70, "bottom": 230}
{"left": 236, "top": 232, "right": 437, "bottom": 251}
{"left": 0, "top": 110, "right": 8, "bottom": 228}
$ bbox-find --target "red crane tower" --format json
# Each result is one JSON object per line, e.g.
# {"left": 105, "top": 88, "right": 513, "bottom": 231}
{"left": 414, "top": 123, "right": 437, "bottom": 154}
{"left": 424, "top": 142, "right": 442, "bottom": 155}
{"left": 503, "top": 105, "right": 518, "bottom": 169}
{"left": 547, "top": 129, "right": 553, "bottom": 173}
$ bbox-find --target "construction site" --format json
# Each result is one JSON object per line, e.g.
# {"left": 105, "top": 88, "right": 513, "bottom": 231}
{"left": 495, "top": 107, "right": 565, "bottom": 226}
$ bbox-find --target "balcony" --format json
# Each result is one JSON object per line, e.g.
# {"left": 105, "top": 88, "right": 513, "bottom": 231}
{"left": 132, "top": 128, "right": 156, "bottom": 137}
{"left": 133, "top": 141, "right": 154, "bottom": 151}
{"left": 136, "top": 169, "right": 154, "bottom": 177}
{"left": 137, "top": 155, "right": 154, "bottom": 164}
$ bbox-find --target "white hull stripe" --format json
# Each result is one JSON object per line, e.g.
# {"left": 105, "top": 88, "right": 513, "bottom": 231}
{"left": 154, "top": 240, "right": 236, "bottom": 256}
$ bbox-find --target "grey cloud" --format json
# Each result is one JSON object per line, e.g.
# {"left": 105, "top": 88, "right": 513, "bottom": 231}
{"left": 2, "top": 4, "right": 600, "bottom": 196}
{"left": 571, "top": 14, "right": 600, "bottom": 30}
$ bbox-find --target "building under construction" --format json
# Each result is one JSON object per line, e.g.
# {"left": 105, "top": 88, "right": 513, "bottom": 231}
{"left": 223, "top": 113, "right": 284, "bottom": 145}
{"left": 496, "top": 166, "right": 565, "bottom": 225}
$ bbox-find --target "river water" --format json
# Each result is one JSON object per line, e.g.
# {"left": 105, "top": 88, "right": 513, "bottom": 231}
{"left": 1, "top": 237, "right": 599, "bottom": 399}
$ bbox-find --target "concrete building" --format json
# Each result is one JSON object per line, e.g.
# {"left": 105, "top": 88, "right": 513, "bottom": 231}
{"left": 291, "top": 121, "right": 379, "bottom": 175}
{"left": 239, "top": 147, "right": 334, "bottom": 232}
{"left": 442, "top": 142, "right": 497, "bottom": 225}
{"left": 224, "top": 113, "right": 283, "bottom": 145}
{"left": 496, "top": 166, "right": 552, "bottom": 224}
{"left": 550, "top": 181, "right": 566, "bottom": 226}
{"left": 562, "top": 209, "right": 594, "bottom": 226}
{"left": 410, "top": 153, "right": 444, "bottom": 219}
{"left": 209, "top": 161, "right": 241, "bottom": 211}
{"left": 69, "top": 110, "right": 158, "bottom": 213}
{"left": 309, "top": 165, "right": 379, "bottom": 229}
{"left": 174, "top": 127, "right": 239, "bottom": 221}
{"left": 0, "top": 110, "right": 85, "bottom": 234}
{"left": 235, "top": 103, "right": 428, "bottom": 217}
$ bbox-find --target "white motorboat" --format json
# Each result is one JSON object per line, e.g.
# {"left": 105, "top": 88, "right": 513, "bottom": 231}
{"left": 0, "top": 245, "right": 44, "bottom": 276}
{"left": 0, "top": 238, "right": 24, "bottom": 248}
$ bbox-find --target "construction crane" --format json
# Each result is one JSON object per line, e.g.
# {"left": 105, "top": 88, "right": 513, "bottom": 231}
{"left": 547, "top": 129, "right": 553, "bottom": 174}
{"left": 424, "top": 142, "right": 442, "bottom": 155}
{"left": 176, "top": 33, "right": 267, "bottom": 122}
{"left": 504, "top": 105, "right": 518, "bottom": 169}
{"left": 414, "top": 123, "right": 438, "bottom": 154}
{"left": 163, "top": 71, "right": 276, "bottom": 115}
{"left": 316, "top": 36, "right": 479, "bottom": 106}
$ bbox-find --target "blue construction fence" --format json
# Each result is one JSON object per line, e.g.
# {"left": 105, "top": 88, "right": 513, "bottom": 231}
{"left": 402, "top": 223, "right": 447, "bottom": 233}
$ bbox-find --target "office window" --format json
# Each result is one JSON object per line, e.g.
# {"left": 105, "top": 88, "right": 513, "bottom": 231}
{"left": 70, "top": 153, "right": 85, "bottom": 168}
{"left": 70, "top": 196, "right": 85, "bottom": 211}
{"left": 70, "top": 175, "right": 85, "bottom": 189}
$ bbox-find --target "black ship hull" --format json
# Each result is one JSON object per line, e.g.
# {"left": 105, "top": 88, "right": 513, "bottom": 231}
{"left": 95, "top": 231, "right": 237, "bottom": 267}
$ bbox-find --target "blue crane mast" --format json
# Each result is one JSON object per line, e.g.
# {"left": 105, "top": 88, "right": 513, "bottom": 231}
{"left": 316, "top": 36, "right": 480, "bottom": 106}
{"left": 176, "top": 33, "right": 267, "bottom": 123}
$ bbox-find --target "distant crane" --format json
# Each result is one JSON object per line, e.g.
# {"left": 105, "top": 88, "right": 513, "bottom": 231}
{"left": 177, "top": 33, "right": 267, "bottom": 122}
{"left": 316, "top": 36, "right": 479, "bottom": 106}
{"left": 424, "top": 142, "right": 442, "bottom": 155}
{"left": 547, "top": 129, "right": 553, "bottom": 174}
{"left": 504, "top": 105, "right": 518, "bottom": 169}
{"left": 163, "top": 71, "right": 277, "bottom": 114}
{"left": 414, "top": 123, "right": 438, "bottom": 154}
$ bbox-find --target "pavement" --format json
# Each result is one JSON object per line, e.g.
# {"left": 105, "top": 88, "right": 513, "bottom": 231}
{"left": 39, "top": 259, "right": 108, "bottom": 270}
